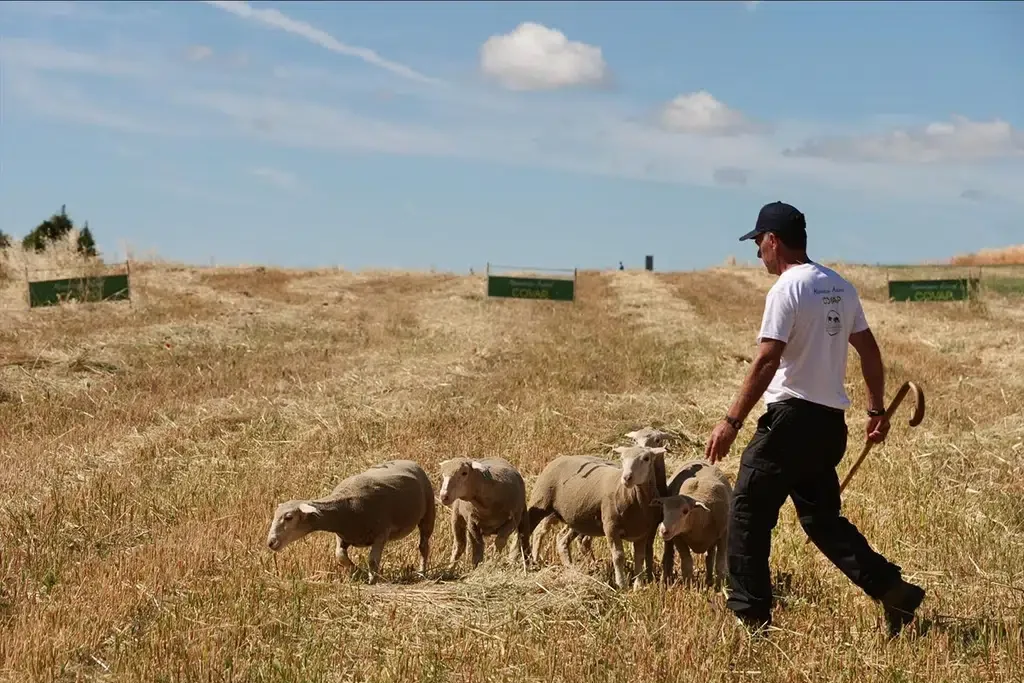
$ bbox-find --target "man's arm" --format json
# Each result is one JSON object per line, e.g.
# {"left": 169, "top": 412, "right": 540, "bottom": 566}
{"left": 725, "top": 338, "right": 786, "bottom": 425}
{"left": 849, "top": 328, "right": 885, "bottom": 413}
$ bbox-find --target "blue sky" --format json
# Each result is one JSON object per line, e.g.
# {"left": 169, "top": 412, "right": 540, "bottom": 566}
{"left": 1, "top": 0, "right": 1022, "bottom": 272}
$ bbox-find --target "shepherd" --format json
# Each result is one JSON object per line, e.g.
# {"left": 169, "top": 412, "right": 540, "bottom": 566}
{"left": 704, "top": 201, "right": 926, "bottom": 638}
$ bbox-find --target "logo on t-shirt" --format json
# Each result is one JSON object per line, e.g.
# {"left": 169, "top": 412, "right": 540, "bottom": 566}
{"left": 826, "top": 309, "right": 841, "bottom": 336}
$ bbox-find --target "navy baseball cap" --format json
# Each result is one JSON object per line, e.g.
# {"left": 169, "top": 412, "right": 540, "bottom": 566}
{"left": 738, "top": 201, "right": 806, "bottom": 241}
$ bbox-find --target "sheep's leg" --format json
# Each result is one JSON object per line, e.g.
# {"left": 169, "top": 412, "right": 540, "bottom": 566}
{"left": 713, "top": 533, "right": 728, "bottom": 589}
{"left": 555, "top": 526, "right": 577, "bottom": 566}
{"left": 662, "top": 536, "right": 676, "bottom": 585}
{"left": 607, "top": 535, "right": 629, "bottom": 589}
{"left": 704, "top": 548, "right": 715, "bottom": 588}
{"left": 514, "top": 511, "right": 532, "bottom": 570}
{"left": 449, "top": 511, "right": 467, "bottom": 567}
{"left": 644, "top": 535, "right": 656, "bottom": 584}
{"left": 335, "top": 535, "right": 355, "bottom": 569}
{"left": 418, "top": 507, "right": 434, "bottom": 575}
{"left": 366, "top": 535, "right": 388, "bottom": 585}
{"left": 677, "top": 540, "right": 694, "bottom": 583}
{"left": 579, "top": 535, "right": 595, "bottom": 560}
{"left": 631, "top": 539, "right": 649, "bottom": 590}
{"left": 491, "top": 517, "right": 518, "bottom": 560}
{"left": 468, "top": 522, "right": 486, "bottom": 568}
{"left": 531, "top": 514, "right": 557, "bottom": 562}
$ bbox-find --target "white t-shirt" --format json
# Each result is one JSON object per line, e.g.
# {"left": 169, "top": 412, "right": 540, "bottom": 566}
{"left": 756, "top": 262, "right": 869, "bottom": 411}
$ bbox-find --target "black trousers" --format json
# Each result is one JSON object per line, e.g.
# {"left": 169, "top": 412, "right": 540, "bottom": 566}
{"left": 725, "top": 397, "right": 903, "bottom": 624}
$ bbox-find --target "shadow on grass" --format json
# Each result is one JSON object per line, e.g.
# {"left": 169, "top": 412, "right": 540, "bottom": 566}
{"left": 912, "top": 613, "right": 1023, "bottom": 647}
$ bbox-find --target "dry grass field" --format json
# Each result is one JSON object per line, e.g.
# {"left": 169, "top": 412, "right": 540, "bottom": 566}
{"left": 1, "top": 249, "right": 1023, "bottom": 682}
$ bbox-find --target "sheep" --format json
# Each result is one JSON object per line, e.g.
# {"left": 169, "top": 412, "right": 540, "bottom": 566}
{"left": 438, "top": 456, "right": 531, "bottom": 569}
{"left": 624, "top": 427, "right": 675, "bottom": 449}
{"left": 265, "top": 459, "right": 436, "bottom": 585}
{"left": 651, "top": 459, "right": 732, "bottom": 588}
{"left": 529, "top": 454, "right": 610, "bottom": 563}
{"left": 526, "top": 445, "right": 667, "bottom": 589}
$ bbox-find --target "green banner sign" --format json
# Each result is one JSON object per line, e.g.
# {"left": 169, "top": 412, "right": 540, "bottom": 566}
{"left": 487, "top": 275, "right": 575, "bottom": 302}
{"left": 887, "top": 278, "right": 977, "bottom": 302}
{"left": 29, "top": 273, "right": 131, "bottom": 308}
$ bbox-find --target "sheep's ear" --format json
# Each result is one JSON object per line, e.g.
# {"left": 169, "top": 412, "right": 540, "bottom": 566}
{"left": 298, "top": 503, "right": 320, "bottom": 516}
{"left": 649, "top": 447, "right": 667, "bottom": 455}
{"left": 624, "top": 430, "right": 639, "bottom": 440}
{"left": 612, "top": 446, "right": 629, "bottom": 454}
{"left": 471, "top": 461, "right": 493, "bottom": 480}
{"left": 695, "top": 501, "right": 711, "bottom": 511}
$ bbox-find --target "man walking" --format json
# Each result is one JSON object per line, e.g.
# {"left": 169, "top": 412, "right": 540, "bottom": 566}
{"left": 705, "top": 201, "right": 925, "bottom": 638}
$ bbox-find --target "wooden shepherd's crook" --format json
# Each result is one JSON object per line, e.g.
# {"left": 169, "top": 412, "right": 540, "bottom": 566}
{"left": 804, "top": 380, "right": 925, "bottom": 545}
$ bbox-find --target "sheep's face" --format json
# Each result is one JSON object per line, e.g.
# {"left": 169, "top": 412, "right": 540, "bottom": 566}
{"left": 438, "top": 459, "right": 489, "bottom": 506}
{"left": 652, "top": 495, "right": 710, "bottom": 541}
{"left": 625, "top": 428, "right": 672, "bottom": 449}
{"left": 614, "top": 445, "right": 666, "bottom": 488}
{"left": 266, "top": 501, "right": 321, "bottom": 552}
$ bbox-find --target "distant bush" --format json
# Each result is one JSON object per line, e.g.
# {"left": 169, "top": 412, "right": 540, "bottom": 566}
{"left": 23, "top": 205, "right": 79, "bottom": 254}
{"left": 0, "top": 205, "right": 105, "bottom": 283}
{"left": 77, "top": 222, "right": 98, "bottom": 258}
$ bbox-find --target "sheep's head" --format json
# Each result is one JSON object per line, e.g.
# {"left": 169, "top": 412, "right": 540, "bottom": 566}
{"left": 613, "top": 445, "right": 666, "bottom": 488}
{"left": 650, "top": 494, "right": 710, "bottom": 541}
{"left": 438, "top": 458, "right": 490, "bottom": 506}
{"left": 624, "top": 427, "right": 673, "bottom": 449}
{"left": 266, "top": 500, "right": 321, "bottom": 552}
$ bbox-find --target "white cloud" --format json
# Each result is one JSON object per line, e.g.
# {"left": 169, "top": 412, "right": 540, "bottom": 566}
{"left": 0, "top": 38, "right": 148, "bottom": 77}
{"left": 186, "top": 45, "right": 214, "bottom": 62}
{"left": 176, "top": 90, "right": 456, "bottom": 156}
{"left": 783, "top": 115, "right": 1024, "bottom": 164}
{"left": 659, "top": 91, "right": 768, "bottom": 136}
{"left": 4, "top": 34, "right": 1023, "bottom": 211}
{"left": 249, "top": 166, "right": 297, "bottom": 189}
{"left": 200, "top": 0, "right": 441, "bottom": 86}
{"left": 479, "top": 22, "right": 608, "bottom": 91}
{"left": 3, "top": 68, "right": 165, "bottom": 134}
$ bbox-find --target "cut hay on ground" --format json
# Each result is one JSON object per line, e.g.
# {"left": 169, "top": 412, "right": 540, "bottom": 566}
{"left": 1, "top": 258, "right": 1022, "bottom": 682}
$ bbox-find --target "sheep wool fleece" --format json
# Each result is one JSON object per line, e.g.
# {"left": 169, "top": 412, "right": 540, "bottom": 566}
{"left": 726, "top": 262, "right": 904, "bottom": 627}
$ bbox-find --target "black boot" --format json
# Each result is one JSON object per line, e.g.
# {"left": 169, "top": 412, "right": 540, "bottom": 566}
{"left": 879, "top": 579, "right": 925, "bottom": 638}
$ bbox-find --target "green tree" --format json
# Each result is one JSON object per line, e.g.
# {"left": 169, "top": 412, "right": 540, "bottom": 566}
{"left": 0, "top": 230, "right": 10, "bottom": 249}
{"left": 23, "top": 204, "right": 76, "bottom": 252}
{"left": 76, "top": 222, "right": 98, "bottom": 257}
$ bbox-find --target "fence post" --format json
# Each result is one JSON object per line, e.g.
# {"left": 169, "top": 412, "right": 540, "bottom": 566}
{"left": 126, "top": 259, "right": 133, "bottom": 308}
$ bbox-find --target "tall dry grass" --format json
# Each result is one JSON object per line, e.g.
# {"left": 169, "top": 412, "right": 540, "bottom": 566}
{"left": 0, "top": 258, "right": 1022, "bottom": 682}
{"left": 0, "top": 230, "right": 116, "bottom": 310}
{"left": 950, "top": 244, "right": 1024, "bottom": 266}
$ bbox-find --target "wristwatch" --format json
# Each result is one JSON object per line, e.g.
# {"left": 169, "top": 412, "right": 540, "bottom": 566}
{"left": 866, "top": 408, "right": 886, "bottom": 417}
{"left": 723, "top": 415, "right": 743, "bottom": 430}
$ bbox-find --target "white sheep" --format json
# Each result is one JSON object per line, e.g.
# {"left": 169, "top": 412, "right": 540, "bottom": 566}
{"left": 624, "top": 427, "right": 675, "bottom": 449}
{"left": 265, "top": 459, "right": 436, "bottom": 584}
{"left": 438, "top": 456, "right": 531, "bottom": 569}
{"left": 526, "top": 445, "right": 667, "bottom": 589}
{"left": 651, "top": 459, "right": 732, "bottom": 587}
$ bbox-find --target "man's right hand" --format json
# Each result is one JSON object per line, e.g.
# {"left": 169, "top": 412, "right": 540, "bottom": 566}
{"left": 867, "top": 414, "right": 890, "bottom": 443}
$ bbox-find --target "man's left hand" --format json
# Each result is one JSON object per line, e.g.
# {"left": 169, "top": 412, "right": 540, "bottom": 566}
{"left": 706, "top": 420, "right": 738, "bottom": 463}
